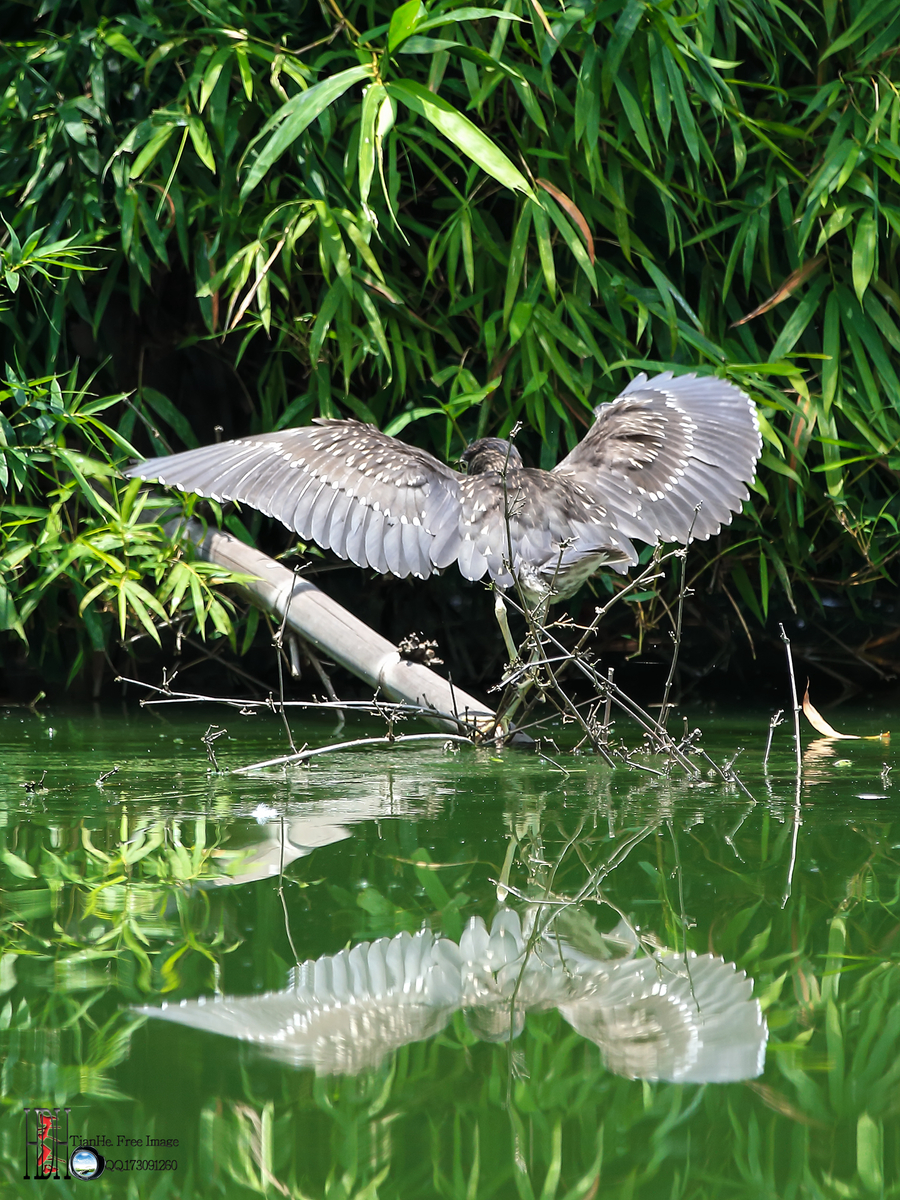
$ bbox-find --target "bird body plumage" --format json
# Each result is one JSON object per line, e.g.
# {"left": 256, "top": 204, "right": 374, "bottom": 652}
{"left": 126, "top": 371, "right": 761, "bottom": 607}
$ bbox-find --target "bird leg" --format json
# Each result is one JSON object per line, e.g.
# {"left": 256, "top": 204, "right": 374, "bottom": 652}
{"left": 494, "top": 589, "right": 520, "bottom": 664}
{"left": 495, "top": 588, "right": 552, "bottom": 730}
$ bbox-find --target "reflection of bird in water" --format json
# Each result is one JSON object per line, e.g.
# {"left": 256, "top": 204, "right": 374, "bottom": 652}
{"left": 138, "top": 907, "right": 767, "bottom": 1081}
{"left": 126, "top": 374, "right": 760, "bottom": 633}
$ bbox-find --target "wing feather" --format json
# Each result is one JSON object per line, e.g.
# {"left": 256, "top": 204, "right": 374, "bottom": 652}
{"left": 457, "top": 534, "right": 489, "bottom": 582}
{"left": 554, "top": 372, "right": 760, "bottom": 546}
{"left": 326, "top": 490, "right": 357, "bottom": 559}
{"left": 381, "top": 520, "right": 404, "bottom": 577}
{"left": 309, "top": 485, "right": 340, "bottom": 549}
{"left": 343, "top": 503, "right": 368, "bottom": 568}
{"left": 125, "top": 419, "right": 464, "bottom": 579}
{"left": 125, "top": 376, "right": 759, "bottom": 603}
{"left": 362, "top": 506, "right": 389, "bottom": 575}
{"left": 291, "top": 477, "right": 330, "bottom": 542}
{"left": 399, "top": 519, "right": 429, "bottom": 580}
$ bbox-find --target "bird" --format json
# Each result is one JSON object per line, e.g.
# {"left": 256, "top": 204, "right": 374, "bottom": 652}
{"left": 137, "top": 906, "right": 766, "bottom": 1081}
{"left": 125, "top": 371, "right": 760, "bottom": 635}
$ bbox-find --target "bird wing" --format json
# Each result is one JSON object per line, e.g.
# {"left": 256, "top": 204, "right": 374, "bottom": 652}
{"left": 451, "top": 469, "right": 637, "bottom": 587}
{"left": 553, "top": 372, "right": 761, "bottom": 544}
{"left": 124, "top": 419, "right": 464, "bottom": 580}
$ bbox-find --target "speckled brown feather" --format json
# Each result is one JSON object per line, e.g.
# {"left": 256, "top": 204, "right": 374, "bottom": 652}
{"left": 125, "top": 372, "right": 761, "bottom": 604}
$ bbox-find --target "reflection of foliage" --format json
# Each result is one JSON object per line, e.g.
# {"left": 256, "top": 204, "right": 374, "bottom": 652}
{"left": 0, "top": 813, "right": 244, "bottom": 1015}
{"left": 2, "top": 757, "right": 900, "bottom": 1196}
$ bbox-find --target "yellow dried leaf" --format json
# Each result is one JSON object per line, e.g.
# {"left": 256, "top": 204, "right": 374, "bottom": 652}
{"left": 802, "top": 688, "right": 889, "bottom": 742}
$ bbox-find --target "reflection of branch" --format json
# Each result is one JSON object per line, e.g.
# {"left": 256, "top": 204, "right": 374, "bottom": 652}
{"left": 201, "top": 724, "right": 227, "bottom": 771}
{"left": 232, "top": 732, "right": 474, "bottom": 774}
{"left": 782, "top": 773, "right": 802, "bottom": 908}
{"left": 276, "top": 817, "right": 300, "bottom": 967}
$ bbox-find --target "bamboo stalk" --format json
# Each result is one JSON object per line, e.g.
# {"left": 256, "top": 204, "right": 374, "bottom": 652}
{"left": 178, "top": 519, "right": 498, "bottom": 737}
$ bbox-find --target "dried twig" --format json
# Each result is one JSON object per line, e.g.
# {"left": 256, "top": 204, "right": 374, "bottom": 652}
{"left": 117, "top": 676, "right": 482, "bottom": 734}
{"left": 763, "top": 709, "right": 785, "bottom": 771}
{"left": 779, "top": 624, "right": 803, "bottom": 775}
{"left": 660, "top": 526, "right": 696, "bottom": 729}
{"left": 201, "top": 725, "right": 227, "bottom": 771}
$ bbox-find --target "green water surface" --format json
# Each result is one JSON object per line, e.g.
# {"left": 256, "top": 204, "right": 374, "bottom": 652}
{"left": 0, "top": 701, "right": 898, "bottom": 1198}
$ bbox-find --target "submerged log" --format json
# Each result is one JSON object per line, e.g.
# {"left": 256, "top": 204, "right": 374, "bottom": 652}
{"left": 179, "top": 519, "right": 498, "bottom": 737}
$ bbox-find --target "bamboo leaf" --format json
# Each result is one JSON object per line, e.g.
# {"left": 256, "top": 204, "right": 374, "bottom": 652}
{"left": 387, "top": 80, "right": 533, "bottom": 197}
{"left": 614, "top": 75, "right": 654, "bottom": 162}
{"left": 187, "top": 115, "right": 216, "bottom": 173}
{"left": 817, "top": 409, "right": 846, "bottom": 500}
{"left": 864, "top": 291, "right": 900, "bottom": 354}
{"left": 852, "top": 211, "right": 877, "bottom": 304}
{"left": 388, "top": 0, "right": 426, "bottom": 53}
{"left": 241, "top": 66, "right": 372, "bottom": 199}
{"left": 503, "top": 203, "right": 531, "bottom": 326}
{"left": 543, "top": 200, "right": 597, "bottom": 291}
{"left": 648, "top": 29, "right": 671, "bottom": 145}
{"left": 140, "top": 388, "right": 198, "bottom": 448}
{"left": 768, "top": 275, "right": 830, "bottom": 361}
{"left": 857, "top": 1113, "right": 884, "bottom": 1194}
{"left": 803, "top": 688, "right": 889, "bottom": 741}
{"left": 199, "top": 47, "right": 232, "bottom": 112}
{"left": 575, "top": 43, "right": 600, "bottom": 148}
{"left": 460, "top": 208, "right": 475, "bottom": 291}
{"left": 663, "top": 47, "right": 699, "bottom": 164}
{"left": 129, "top": 124, "right": 177, "bottom": 178}
{"left": 100, "top": 27, "right": 145, "bottom": 65}
{"left": 602, "top": 0, "right": 644, "bottom": 105}
{"left": 309, "top": 280, "right": 343, "bottom": 364}
{"left": 820, "top": 0, "right": 888, "bottom": 61}
{"left": 412, "top": 7, "right": 526, "bottom": 35}
{"left": 358, "top": 82, "right": 386, "bottom": 215}
{"left": 536, "top": 180, "right": 594, "bottom": 263}
{"left": 821, "top": 289, "right": 841, "bottom": 413}
{"left": 235, "top": 45, "right": 253, "bottom": 100}
{"left": 531, "top": 199, "right": 555, "bottom": 295}
{"left": 814, "top": 204, "right": 859, "bottom": 254}
{"left": 509, "top": 301, "right": 532, "bottom": 345}
{"left": 731, "top": 257, "right": 824, "bottom": 326}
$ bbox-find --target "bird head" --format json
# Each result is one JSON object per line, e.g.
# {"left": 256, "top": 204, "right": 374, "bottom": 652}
{"left": 460, "top": 438, "right": 524, "bottom": 476}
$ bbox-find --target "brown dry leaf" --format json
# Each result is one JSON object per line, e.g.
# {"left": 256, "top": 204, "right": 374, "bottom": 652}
{"left": 744, "top": 1080, "right": 828, "bottom": 1128}
{"left": 537, "top": 179, "right": 595, "bottom": 264}
{"left": 730, "top": 257, "right": 824, "bottom": 327}
{"left": 801, "top": 688, "right": 889, "bottom": 742}
{"left": 228, "top": 235, "right": 286, "bottom": 332}
{"left": 528, "top": 0, "right": 556, "bottom": 40}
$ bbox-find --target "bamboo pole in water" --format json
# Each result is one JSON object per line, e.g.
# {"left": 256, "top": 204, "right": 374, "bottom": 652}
{"left": 179, "top": 519, "right": 497, "bottom": 736}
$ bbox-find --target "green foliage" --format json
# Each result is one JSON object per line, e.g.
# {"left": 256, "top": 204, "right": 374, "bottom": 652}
{"left": 2, "top": 0, "right": 900, "bottom": 669}
{"left": 0, "top": 364, "right": 241, "bottom": 675}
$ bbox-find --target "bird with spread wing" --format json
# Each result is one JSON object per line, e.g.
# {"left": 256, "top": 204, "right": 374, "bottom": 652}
{"left": 126, "top": 371, "right": 760, "bottom": 654}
